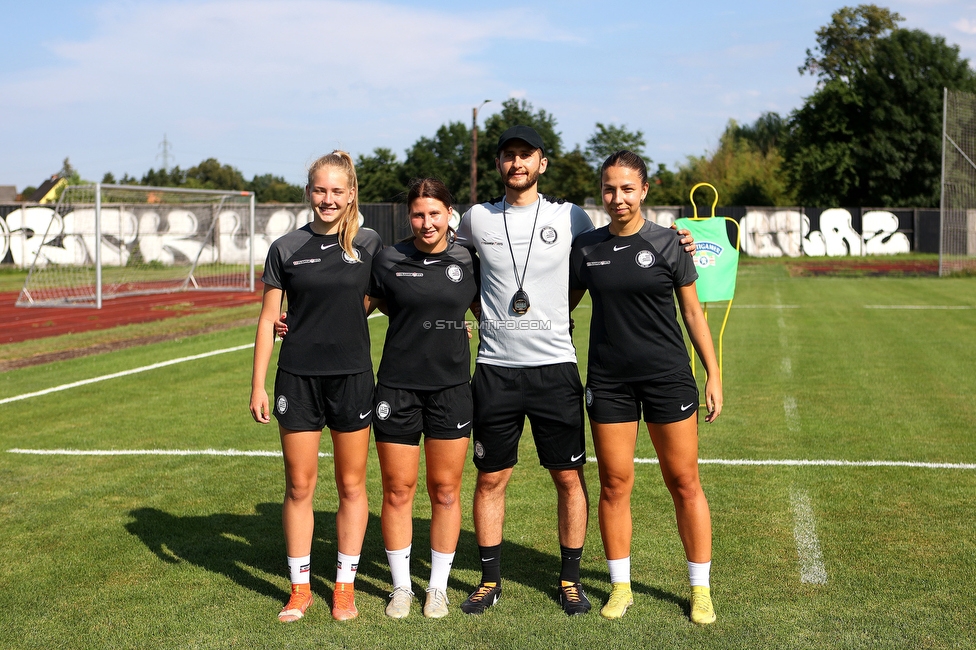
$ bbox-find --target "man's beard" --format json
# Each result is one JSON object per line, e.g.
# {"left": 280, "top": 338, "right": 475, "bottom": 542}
{"left": 504, "top": 168, "right": 540, "bottom": 191}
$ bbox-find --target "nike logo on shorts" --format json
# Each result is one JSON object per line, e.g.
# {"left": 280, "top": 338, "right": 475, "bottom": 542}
{"left": 423, "top": 259, "right": 439, "bottom": 265}
{"left": 359, "top": 410, "right": 372, "bottom": 419}
{"left": 321, "top": 243, "right": 338, "bottom": 250}
{"left": 681, "top": 403, "right": 695, "bottom": 411}
{"left": 613, "top": 244, "right": 631, "bottom": 251}
{"left": 570, "top": 452, "right": 585, "bottom": 462}
{"left": 456, "top": 421, "right": 471, "bottom": 429}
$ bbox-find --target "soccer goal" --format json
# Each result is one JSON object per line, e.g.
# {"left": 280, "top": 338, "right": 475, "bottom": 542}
{"left": 16, "top": 183, "right": 256, "bottom": 308}
{"left": 940, "top": 88, "right": 976, "bottom": 276}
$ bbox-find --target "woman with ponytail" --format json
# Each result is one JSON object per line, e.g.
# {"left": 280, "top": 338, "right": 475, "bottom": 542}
{"left": 250, "top": 150, "right": 382, "bottom": 622}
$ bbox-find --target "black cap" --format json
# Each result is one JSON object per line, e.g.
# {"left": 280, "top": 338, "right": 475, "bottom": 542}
{"left": 496, "top": 125, "right": 545, "bottom": 155}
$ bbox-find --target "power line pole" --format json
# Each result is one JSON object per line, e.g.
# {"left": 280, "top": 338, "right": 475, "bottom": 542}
{"left": 157, "top": 134, "right": 172, "bottom": 173}
{"left": 470, "top": 100, "right": 491, "bottom": 205}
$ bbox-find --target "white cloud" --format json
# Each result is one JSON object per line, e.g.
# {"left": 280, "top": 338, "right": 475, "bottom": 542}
{"left": 954, "top": 17, "right": 976, "bottom": 34}
{"left": 4, "top": 1, "right": 504, "bottom": 110}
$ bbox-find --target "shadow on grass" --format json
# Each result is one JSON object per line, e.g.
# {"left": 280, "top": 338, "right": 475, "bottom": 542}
{"left": 125, "top": 502, "right": 682, "bottom": 611}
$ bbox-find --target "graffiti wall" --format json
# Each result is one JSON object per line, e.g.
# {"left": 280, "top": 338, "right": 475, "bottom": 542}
{"left": 0, "top": 204, "right": 313, "bottom": 268}
{"left": 581, "top": 206, "right": 917, "bottom": 257}
{"left": 0, "top": 203, "right": 934, "bottom": 268}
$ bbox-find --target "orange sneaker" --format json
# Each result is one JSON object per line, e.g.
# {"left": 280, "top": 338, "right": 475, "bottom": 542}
{"left": 278, "top": 583, "right": 312, "bottom": 622}
{"left": 332, "top": 582, "right": 359, "bottom": 621}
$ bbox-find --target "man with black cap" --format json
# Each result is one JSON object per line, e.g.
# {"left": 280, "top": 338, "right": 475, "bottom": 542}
{"left": 454, "top": 125, "right": 599, "bottom": 616}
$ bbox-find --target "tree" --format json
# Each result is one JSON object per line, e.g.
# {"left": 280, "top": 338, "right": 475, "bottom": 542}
{"left": 584, "top": 122, "right": 647, "bottom": 167}
{"left": 546, "top": 146, "right": 598, "bottom": 205}
{"left": 394, "top": 99, "right": 579, "bottom": 203}
{"left": 645, "top": 163, "right": 685, "bottom": 205}
{"left": 184, "top": 158, "right": 247, "bottom": 191}
{"left": 401, "top": 122, "right": 471, "bottom": 202}
{"left": 355, "top": 148, "right": 406, "bottom": 203}
{"left": 730, "top": 112, "right": 787, "bottom": 157}
{"left": 642, "top": 114, "right": 795, "bottom": 207}
{"left": 786, "top": 22, "right": 976, "bottom": 206}
{"left": 141, "top": 166, "right": 186, "bottom": 187}
{"left": 248, "top": 173, "right": 304, "bottom": 203}
{"left": 800, "top": 4, "right": 903, "bottom": 81}
{"left": 58, "top": 157, "right": 83, "bottom": 184}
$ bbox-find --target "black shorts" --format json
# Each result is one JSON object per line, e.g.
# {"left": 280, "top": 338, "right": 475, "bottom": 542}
{"left": 372, "top": 383, "right": 473, "bottom": 446}
{"left": 273, "top": 368, "right": 374, "bottom": 432}
{"left": 586, "top": 367, "right": 699, "bottom": 425}
{"left": 471, "top": 362, "right": 585, "bottom": 472}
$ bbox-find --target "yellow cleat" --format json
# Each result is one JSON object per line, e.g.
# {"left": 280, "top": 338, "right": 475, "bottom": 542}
{"left": 690, "top": 585, "right": 716, "bottom": 625}
{"left": 600, "top": 582, "right": 633, "bottom": 619}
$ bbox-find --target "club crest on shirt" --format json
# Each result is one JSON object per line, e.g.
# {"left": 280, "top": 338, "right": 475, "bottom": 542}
{"left": 376, "top": 401, "right": 391, "bottom": 421}
{"left": 342, "top": 248, "right": 361, "bottom": 264}
{"left": 539, "top": 225, "right": 557, "bottom": 244}
{"left": 276, "top": 395, "right": 288, "bottom": 414}
{"left": 445, "top": 264, "right": 463, "bottom": 283}
{"left": 635, "top": 250, "right": 655, "bottom": 268}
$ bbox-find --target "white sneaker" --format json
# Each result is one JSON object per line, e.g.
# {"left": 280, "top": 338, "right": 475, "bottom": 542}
{"left": 385, "top": 586, "right": 413, "bottom": 619}
{"left": 423, "top": 588, "right": 449, "bottom": 619}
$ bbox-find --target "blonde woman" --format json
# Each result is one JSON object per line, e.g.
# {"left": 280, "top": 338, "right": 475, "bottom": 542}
{"left": 250, "top": 151, "right": 381, "bottom": 622}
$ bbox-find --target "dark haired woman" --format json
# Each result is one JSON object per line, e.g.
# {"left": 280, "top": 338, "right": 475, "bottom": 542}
{"left": 369, "top": 178, "right": 479, "bottom": 619}
{"left": 250, "top": 151, "right": 381, "bottom": 622}
{"left": 570, "top": 151, "right": 722, "bottom": 624}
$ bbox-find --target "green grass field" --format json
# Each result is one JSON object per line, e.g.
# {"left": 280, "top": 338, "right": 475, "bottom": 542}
{"left": 1, "top": 258, "right": 974, "bottom": 649}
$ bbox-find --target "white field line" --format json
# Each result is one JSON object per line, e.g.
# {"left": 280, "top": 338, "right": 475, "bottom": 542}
{"left": 790, "top": 488, "right": 828, "bottom": 584}
{"left": 7, "top": 449, "right": 975, "bottom": 469}
{"left": 1, "top": 315, "right": 385, "bottom": 407}
{"left": 783, "top": 396, "right": 800, "bottom": 432}
{"left": 775, "top": 289, "right": 799, "bottom": 431}
{"left": 0, "top": 343, "right": 256, "bottom": 406}
{"left": 864, "top": 305, "right": 974, "bottom": 310}
{"left": 734, "top": 304, "right": 800, "bottom": 309}
{"left": 781, "top": 357, "right": 793, "bottom": 378}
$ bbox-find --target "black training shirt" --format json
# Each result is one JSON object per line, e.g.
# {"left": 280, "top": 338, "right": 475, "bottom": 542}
{"left": 570, "top": 220, "right": 698, "bottom": 381}
{"left": 370, "top": 240, "right": 479, "bottom": 390}
{"left": 262, "top": 224, "right": 382, "bottom": 376}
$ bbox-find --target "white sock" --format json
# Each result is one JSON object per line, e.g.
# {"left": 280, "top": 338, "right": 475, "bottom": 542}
{"left": 287, "top": 554, "right": 311, "bottom": 585}
{"left": 385, "top": 545, "right": 412, "bottom": 591}
{"left": 688, "top": 560, "right": 711, "bottom": 588}
{"left": 336, "top": 552, "right": 361, "bottom": 584}
{"left": 607, "top": 557, "right": 631, "bottom": 584}
{"left": 428, "top": 549, "right": 455, "bottom": 592}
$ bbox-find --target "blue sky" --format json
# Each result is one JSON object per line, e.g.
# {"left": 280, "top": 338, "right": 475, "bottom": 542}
{"left": 2, "top": 0, "right": 976, "bottom": 192}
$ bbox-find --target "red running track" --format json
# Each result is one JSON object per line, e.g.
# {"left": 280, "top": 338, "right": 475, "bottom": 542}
{"left": 1, "top": 287, "right": 263, "bottom": 344}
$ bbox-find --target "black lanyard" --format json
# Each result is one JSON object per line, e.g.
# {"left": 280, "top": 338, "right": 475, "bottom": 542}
{"left": 502, "top": 198, "right": 541, "bottom": 314}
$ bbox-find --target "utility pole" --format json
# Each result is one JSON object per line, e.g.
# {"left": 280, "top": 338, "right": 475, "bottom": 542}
{"left": 470, "top": 100, "right": 491, "bottom": 205}
{"left": 157, "top": 134, "right": 172, "bottom": 173}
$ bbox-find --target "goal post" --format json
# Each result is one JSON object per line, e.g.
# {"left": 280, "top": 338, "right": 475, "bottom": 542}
{"left": 16, "top": 183, "right": 256, "bottom": 308}
{"left": 941, "top": 88, "right": 976, "bottom": 276}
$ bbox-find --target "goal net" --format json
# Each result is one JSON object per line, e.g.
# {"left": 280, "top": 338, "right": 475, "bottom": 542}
{"left": 16, "top": 183, "right": 255, "bottom": 308}
{"left": 941, "top": 88, "right": 976, "bottom": 276}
